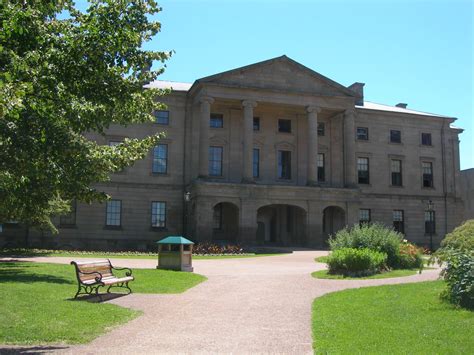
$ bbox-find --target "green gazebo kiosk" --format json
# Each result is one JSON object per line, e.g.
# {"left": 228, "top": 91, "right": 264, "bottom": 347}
{"left": 156, "top": 236, "right": 194, "bottom": 272}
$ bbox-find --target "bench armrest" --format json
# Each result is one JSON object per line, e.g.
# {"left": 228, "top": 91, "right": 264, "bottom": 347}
{"left": 78, "top": 270, "right": 103, "bottom": 283}
{"left": 112, "top": 266, "right": 133, "bottom": 277}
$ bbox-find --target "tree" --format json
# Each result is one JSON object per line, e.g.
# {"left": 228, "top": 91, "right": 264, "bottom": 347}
{"left": 0, "top": 0, "right": 170, "bottom": 235}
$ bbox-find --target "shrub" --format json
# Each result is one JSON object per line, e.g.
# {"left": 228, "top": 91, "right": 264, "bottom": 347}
{"left": 440, "top": 220, "right": 474, "bottom": 252}
{"left": 327, "top": 248, "right": 387, "bottom": 277}
{"left": 440, "top": 251, "right": 474, "bottom": 309}
{"left": 398, "top": 241, "right": 424, "bottom": 270}
{"left": 329, "top": 223, "right": 403, "bottom": 268}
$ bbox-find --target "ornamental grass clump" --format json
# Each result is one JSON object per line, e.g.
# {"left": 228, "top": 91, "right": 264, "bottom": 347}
{"left": 435, "top": 220, "right": 474, "bottom": 309}
{"left": 327, "top": 248, "right": 387, "bottom": 277}
{"left": 329, "top": 223, "right": 403, "bottom": 268}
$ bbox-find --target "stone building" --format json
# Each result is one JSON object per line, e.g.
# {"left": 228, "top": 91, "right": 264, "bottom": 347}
{"left": 461, "top": 169, "right": 474, "bottom": 220}
{"left": 0, "top": 56, "right": 466, "bottom": 250}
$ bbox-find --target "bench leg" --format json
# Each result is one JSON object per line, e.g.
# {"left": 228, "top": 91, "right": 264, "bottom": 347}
{"left": 106, "top": 282, "right": 132, "bottom": 294}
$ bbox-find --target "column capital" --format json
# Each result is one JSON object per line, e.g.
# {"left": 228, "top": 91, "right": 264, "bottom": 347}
{"left": 199, "top": 96, "right": 215, "bottom": 105}
{"left": 306, "top": 105, "right": 321, "bottom": 114}
{"left": 242, "top": 100, "right": 258, "bottom": 108}
{"left": 344, "top": 108, "right": 356, "bottom": 117}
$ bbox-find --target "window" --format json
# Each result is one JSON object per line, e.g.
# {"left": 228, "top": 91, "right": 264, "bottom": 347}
{"left": 106, "top": 200, "right": 121, "bottom": 227}
{"left": 278, "top": 119, "right": 291, "bottom": 133}
{"left": 253, "top": 148, "right": 260, "bottom": 178}
{"left": 278, "top": 150, "right": 291, "bottom": 179}
{"left": 253, "top": 117, "right": 260, "bottom": 131}
{"left": 210, "top": 113, "right": 223, "bottom": 128}
{"left": 357, "top": 157, "right": 370, "bottom": 184}
{"left": 154, "top": 110, "right": 169, "bottom": 125}
{"left": 359, "top": 209, "right": 371, "bottom": 224}
{"left": 152, "top": 144, "right": 168, "bottom": 174}
{"left": 317, "top": 153, "right": 325, "bottom": 182}
{"left": 424, "top": 211, "right": 436, "bottom": 234}
{"left": 393, "top": 210, "right": 404, "bottom": 234}
{"left": 391, "top": 159, "right": 402, "bottom": 186}
{"left": 151, "top": 201, "right": 166, "bottom": 228}
{"left": 390, "top": 130, "right": 401, "bottom": 143}
{"left": 421, "top": 133, "right": 432, "bottom": 146}
{"left": 356, "top": 127, "right": 369, "bottom": 140}
{"left": 209, "top": 146, "right": 223, "bottom": 176}
{"left": 213, "top": 204, "right": 222, "bottom": 230}
{"left": 318, "top": 122, "right": 325, "bottom": 136}
{"left": 60, "top": 200, "right": 76, "bottom": 226}
{"left": 422, "top": 162, "right": 433, "bottom": 188}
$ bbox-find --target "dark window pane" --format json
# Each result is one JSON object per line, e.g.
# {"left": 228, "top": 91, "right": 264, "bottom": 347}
{"left": 60, "top": 200, "right": 77, "bottom": 226}
{"left": 357, "top": 157, "right": 369, "bottom": 184}
{"left": 390, "top": 130, "right": 401, "bottom": 143}
{"left": 151, "top": 201, "right": 166, "bottom": 228}
{"left": 152, "top": 144, "right": 168, "bottom": 174}
{"left": 424, "top": 211, "right": 436, "bottom": 234}
{"left": 253, "top": 148, "right": 259, "bottom": 178}
{"left": 213, "top": 204, "right": 222, "bottom": 230}
{"left": 106, "top": 200, "right": 121, "bottom": 226}
{"left": 393, "top": 210, "right": 404, "bottom": 234}
{"left": 422, "top": 133, "right": 432, "bottom": 146}
{"left": 391, "top": 160, "right": 402, "bottom": 186}
{"left": 278, "top": 119, "right": 291, "bottom": 133}
{"left": 422, "top": 162, "right": 433, "bottom": 187}
{"left": 317, "top": 122, "right": 325, "bottom": 136}
{"left": 253, "top": 117, "right": 260, "bottom": 131}
{"left": 209, "top": 146, "right": 223, "bottom": 176}
{"left": 317, "top": 153, "right": 325, "bottom": 182}
{"left": 210, "top": 113, "right": 223, "bottom": 128}
{"left": 278, "top": 150, "right": 291, "bottom": 179}
{"left": 154, "top": 110, "right": 169, "bottom": 125}
{"left": 359, "top": 209, "right": 371, "bottom": 225}
{"left": 356, "top": 127, "right": 369, "bottom": 140}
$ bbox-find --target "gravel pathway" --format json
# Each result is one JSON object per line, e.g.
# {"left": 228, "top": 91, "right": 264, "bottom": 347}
{"left": 1, "top": 252, "right": 441, "bottom": 354}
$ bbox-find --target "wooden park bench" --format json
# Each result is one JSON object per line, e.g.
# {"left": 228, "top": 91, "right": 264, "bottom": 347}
{"left": 70, "top": 259, "right": 134, "bottom": 299}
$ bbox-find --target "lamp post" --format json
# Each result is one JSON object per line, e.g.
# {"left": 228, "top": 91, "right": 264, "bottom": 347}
{"left": 427, "top": 200, "right": 434, "bottom": 251}
{"left": 183, "top": 192, "right": 191, "bottom": 237}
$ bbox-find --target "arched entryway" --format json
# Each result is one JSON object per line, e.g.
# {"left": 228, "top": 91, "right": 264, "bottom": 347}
{"left": 256, "top": 204, "right": 307, "bottom": 246}
{"left": 322, "top": 206, "right": 346, "bottom": 240}
{"left": 212, "top": 202, "right": 239, "bottom": 242}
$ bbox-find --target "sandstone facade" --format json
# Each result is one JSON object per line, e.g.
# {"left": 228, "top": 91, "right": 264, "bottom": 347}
{"left": 0, "top": 56, "right": 465, "bottom": 250}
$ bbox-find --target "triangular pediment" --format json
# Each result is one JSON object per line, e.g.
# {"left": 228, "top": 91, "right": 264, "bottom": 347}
{"left": 197, "top": 55, "right": 356, "bottom": 97}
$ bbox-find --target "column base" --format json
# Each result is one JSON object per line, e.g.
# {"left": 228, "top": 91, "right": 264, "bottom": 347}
{"left": 306, "top": 180, "right": 319, "bottom": 187}
{"left": 241, "top": 177, "right": 256, "bottom": 184}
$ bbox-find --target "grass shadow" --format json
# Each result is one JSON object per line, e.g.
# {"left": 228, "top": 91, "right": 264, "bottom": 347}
{"left": 67, "top": 292, "right": 129, "bottom": 303}
{"left": 0, "top": 345, "right": 69, "bottom": 354}
{"left": 0, "top": 261, "right": 73, "bottom": 285}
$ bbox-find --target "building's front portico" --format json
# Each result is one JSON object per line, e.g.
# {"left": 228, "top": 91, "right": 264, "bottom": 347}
{"left": 186, "top": 180, "right": 360, "bottom": 248}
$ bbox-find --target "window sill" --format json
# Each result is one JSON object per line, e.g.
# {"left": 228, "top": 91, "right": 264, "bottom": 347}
{"left": 422, "top": 186, "right": 436, "bottom": 190}
{"left": 104, "top": 226, "right": 122, "bottom": 230}
{"left": 151, "top": 227, "right": 168, "bottom": 232}
{"left": 276, "top": 131, "right": 293, "bottom": 135}
{"left": 356, "top": 139, "right": 369, "bottom": 142}
{"left": 151, "top": 172, "right": 169, "bottom": 177}
{"left": 154, "top": 122, "right": 169, "bottom": 126}
{"left": 420, "top": 144, "right": 434, "bottom": 148}
{"left": 389, "top": 185, "right": 404, "bottom": 188}
{"left": 59, "top": 224, "right": 77, "bottom": 229}
{"left": 388, "top": 141, "right": 402, "bottom": 145}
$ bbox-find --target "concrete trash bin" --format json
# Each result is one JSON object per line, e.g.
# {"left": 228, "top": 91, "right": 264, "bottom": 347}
{"left": 156, "top": 236, "right": 194, "bottom": 272}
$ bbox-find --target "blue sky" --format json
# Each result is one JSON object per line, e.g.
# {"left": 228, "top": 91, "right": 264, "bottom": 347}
{"left": 79, "top": 0, "right": 473, "bottom": 169}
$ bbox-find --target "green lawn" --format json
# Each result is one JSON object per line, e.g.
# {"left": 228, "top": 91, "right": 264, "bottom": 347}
{"left": 0, "top": 261, "right": 206, "bottom": 344}
{"left": 311, "top": 268, "right": 420, "bottom": 280}
{"left": 314, "top": 255, "right": 329, "bottom": 263}
{"left": 312, "top": 281, "right": 474, "bottom": 354}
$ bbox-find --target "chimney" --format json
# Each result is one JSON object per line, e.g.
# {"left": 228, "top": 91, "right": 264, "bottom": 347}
{"left": 395, "top": 103, "right": 408, "bottom": 109}
{"left": 348, "top": 82, "right": 365, "bottom": 106}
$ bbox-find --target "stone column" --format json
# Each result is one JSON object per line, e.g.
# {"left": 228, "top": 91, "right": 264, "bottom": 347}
{"left": 242, "top": 100, "right": 257, "bottom": 183}
{"left": 307, "top": 106, "right": 321, "bottom": 185}
{"left": 198, "top": 96, "right": 214, "bottom": 178}
{"left": 344, "top": 109, "right": 356, "bottom": 187}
